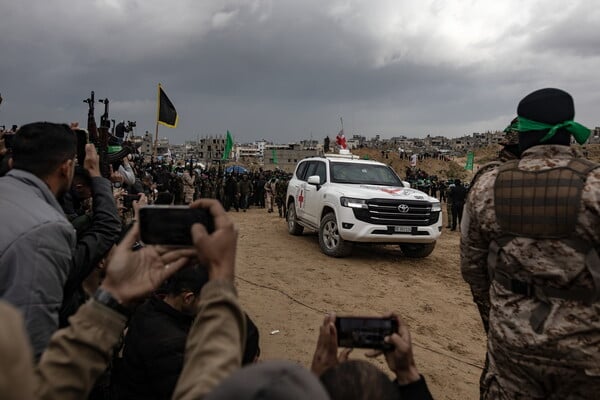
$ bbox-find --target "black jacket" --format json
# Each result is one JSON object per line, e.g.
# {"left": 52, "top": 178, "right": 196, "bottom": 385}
{"left": 449, "top": 184, "right": 467, "bottom": 205}
{"left": 114, "top": 296, "right": 194, "bottom": 400}
{"left": 59, "top": 176, "right": 121, "bottom": 327}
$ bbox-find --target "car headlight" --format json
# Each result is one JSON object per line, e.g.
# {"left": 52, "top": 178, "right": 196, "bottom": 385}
{"left": 340, "top": 197, "right": 368, "bottom": 209}
{"left": 431, "top": 202, "right": 441, "bottom": 212}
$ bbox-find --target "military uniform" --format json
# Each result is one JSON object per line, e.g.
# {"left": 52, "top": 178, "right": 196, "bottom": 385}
{"left": 275, "top": 176, "right": 288, "bottom": 218}
{"left": 182, "top": 170, "right": 195, "bottom": 204}
{"left": 264, "top": 178, "right": 276, "bottom": 213}
{"left": 461, "top": 144, "right": 600, "bottom": 399}
{"left": 445, "top": 184, "right": 453, "bottom": 228}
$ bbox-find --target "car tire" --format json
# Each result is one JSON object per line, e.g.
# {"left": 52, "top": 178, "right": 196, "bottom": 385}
{"left": 287, "top": 202, "right": 304, "bottom": 235}
{"left": 319, "top": 212, "right": 352, "bottom": 257}
{"left": 400, "top": 242, "right": 436, "bottom": 258}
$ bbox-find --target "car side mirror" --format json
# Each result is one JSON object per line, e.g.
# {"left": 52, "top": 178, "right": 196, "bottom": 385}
{"left": 307, "top": 175, "right": 321, "bottom": 189}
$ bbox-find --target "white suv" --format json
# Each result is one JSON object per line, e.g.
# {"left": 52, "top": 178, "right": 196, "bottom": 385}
{"left": 286, "top": 153, "right": 442, "bottom": 258}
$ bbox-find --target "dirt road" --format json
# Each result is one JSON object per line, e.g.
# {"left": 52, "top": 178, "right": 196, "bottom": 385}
{"left": 231, "top": 207, "right": 486, "bottom": 400}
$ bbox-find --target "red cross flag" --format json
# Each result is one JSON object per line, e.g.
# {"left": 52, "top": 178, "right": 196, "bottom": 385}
{"left": 336, "top": 129, "right": 347, "bottom": 150}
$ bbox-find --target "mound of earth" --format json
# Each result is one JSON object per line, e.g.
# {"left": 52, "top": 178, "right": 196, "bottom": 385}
{"left": 353, "top": 143, "right": 600, "bottom": 183}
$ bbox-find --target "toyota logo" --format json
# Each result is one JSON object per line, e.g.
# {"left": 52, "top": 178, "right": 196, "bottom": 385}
{"left": 398, "top": 204, "right": 410, "bottom": 213}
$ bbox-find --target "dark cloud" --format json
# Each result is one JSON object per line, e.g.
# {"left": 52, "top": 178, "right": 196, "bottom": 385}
{"left": 0, "top": 1, "right": 598, "bottom": 143}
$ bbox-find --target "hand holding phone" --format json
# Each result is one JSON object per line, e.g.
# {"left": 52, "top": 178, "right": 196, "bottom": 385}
{"left": 335, "top": 316, "right": 398, "bottom": 350}
{"left": 311, "top": 313, "right": 352, "bottom": 376}
{"left": 139, "top": 205, "right": 215, "bottom": 246}
{"left": 83, "top": 144, "right": 100, "bottom": 177}
{"left": 364, "top": 314, "right": 421, "bottom": 385}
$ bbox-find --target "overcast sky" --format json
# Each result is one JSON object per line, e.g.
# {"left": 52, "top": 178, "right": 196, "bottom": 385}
{"left": 1, "top": 0, "right": 599, "bottom": 144}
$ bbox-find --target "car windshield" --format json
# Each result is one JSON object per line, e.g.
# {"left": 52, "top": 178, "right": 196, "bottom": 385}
{"left": 330, "top": 162, "right": 403, "bottom": 185}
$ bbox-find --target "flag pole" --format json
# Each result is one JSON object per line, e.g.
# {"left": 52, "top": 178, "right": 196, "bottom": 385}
{"left": 153, "top": 83, "right": 161, "bottom": 159}
{"left": 153, "top": 120, "right": 159, "bottom": 159}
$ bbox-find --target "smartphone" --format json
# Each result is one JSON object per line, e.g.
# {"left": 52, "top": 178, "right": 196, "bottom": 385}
{"left": 335, "top": 316, "right": 398, "bottom": 350}
{"left": 3, "top": 133, "right": 14, "bottom": 150}
{"left": 74, "top": 129, "right": 88, "bottom": 166}
{"left": 123, "top": 193, "right": 141, "bottom": 209}
{"left": 139, "top": 206, "right": 215, "bottom": 246}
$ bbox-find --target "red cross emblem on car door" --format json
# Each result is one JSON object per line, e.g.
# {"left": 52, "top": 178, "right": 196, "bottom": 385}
{"left": 298, "top": 189, "right": 305, "bottom": 208}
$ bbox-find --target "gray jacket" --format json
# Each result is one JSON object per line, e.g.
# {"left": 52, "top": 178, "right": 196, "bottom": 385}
{"left": 0, "top": 169, "right": 76, "bottom": 358}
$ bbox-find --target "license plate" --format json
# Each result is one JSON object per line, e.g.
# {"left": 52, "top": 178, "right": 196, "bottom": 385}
{"left": 393, "top": 226, "right": 412, "bottom": 233}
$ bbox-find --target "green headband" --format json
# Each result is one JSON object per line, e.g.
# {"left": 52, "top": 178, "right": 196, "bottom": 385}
{"left": 503, "top": 121, "right": 518, "bottom": 133}
{"left": 516, "top": 116, "right": 591, "bottom": 145}
{"left": 108, "top": 145, "right": 122, "bottom": 154}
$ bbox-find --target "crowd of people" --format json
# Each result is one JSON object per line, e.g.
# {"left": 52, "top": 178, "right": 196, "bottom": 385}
{"left": 0, "top": 122, "right": 433, "bottom": 399}
{"left": 108, "top": 159, "right": 293, "bottom": 218}
{"left": 0, "top": 86, "right": 598, "bottom": 400}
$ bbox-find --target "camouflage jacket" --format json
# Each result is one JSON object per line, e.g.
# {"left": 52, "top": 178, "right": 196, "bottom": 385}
{"left": 275, "top": 178, "right": 288, "bottom": 199}
{"left": 460, "top": 145, "right": 600, "bottom": 368}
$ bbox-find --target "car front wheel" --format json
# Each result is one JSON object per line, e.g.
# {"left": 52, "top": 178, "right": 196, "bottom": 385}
{"left": 319, "top": 212, "right": 352, "bottom": 257}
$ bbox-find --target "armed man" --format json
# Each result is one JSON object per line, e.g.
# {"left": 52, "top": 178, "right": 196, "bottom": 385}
{"left": 461, "top": 88, "right": 600, "bottom": 399}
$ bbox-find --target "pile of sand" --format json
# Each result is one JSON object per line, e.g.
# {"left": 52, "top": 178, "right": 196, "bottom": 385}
{"left": 353, "top": 144, "right": 600, "bottom": 182}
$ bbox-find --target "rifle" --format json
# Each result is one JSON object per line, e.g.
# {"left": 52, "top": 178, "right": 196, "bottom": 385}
{"left": 83, "top": 91, "right": 98, "bottom": 145}
{"left": 97, "top": 98, "right": 111, "bottom": 178}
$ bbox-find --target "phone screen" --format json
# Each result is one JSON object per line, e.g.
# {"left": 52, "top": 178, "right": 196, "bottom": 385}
{"left": 335, "top": 317, "right": 398, "bottom": 349}
{"left": 75, "top": 129, "right": 88, "bottom": 165}
{"left": 139, "top": 206, "right": 214, "bottom": 246}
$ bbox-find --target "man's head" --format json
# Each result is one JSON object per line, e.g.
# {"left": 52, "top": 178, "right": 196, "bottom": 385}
{"left": 516, "top": 88, "right": 590, "bottom": 153}
{"left": 155, "top": 191, "right": 174, "bottom": 205}
{"left": 163, "top": 265, "right": 209, "bottom": 315}
{"left": 320, "top": 360, "right": 399, "bottom": 400}
{"left": 11, "top": 122, "right": 77, "bottom": 196}
{"left": 205, "top": 360, "right": 329, "bottom": 400}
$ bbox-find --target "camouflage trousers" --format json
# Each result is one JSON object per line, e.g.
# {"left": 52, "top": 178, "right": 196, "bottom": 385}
{"left": 482, "top": 347, "right": 600, "bottom": 400}
{"left": 275, "top": 196, "right": 286, "bottom": 217}
{"left": 445, "top": 203, "right": 453, "bottom": 228}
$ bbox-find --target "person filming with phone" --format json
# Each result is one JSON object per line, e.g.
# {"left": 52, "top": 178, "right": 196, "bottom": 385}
{"left": 311, "top": 313, "right": 434, "bottom": 400}
{"left": 0, "top": 198, "right": 244, "bottom": 399}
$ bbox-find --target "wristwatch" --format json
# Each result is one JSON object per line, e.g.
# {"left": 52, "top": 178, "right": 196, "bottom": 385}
{"left": 93, "top": 288, "right": 131, "bottom": 317}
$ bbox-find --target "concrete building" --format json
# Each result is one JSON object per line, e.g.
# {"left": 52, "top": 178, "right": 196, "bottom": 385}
{"left": 184, "top": 135, "right": 229, "bottom": 165}
{"left": 263, "top": 143, "right": 320, "bottom": 172}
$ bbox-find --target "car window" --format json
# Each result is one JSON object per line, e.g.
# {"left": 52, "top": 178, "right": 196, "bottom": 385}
{"left": 304, "top": 161, "right": 318, "bottom": 180}
{"left": 330, "top": 162, "right": 402, "bottom": 186}
{"left": 295, "top": 161, "right": 309, "bottom": 181}
{"left": 314, "top": 161, "right": 327, "bottom": 184}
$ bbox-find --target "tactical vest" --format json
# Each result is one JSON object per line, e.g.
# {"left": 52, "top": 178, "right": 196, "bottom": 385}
{"left": 488, "top": 158, "right": 600, "bottom": 332}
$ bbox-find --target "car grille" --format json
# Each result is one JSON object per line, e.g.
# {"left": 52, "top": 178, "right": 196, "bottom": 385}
{"left": 352, "top": 199, "right": 439, "bottom": 226}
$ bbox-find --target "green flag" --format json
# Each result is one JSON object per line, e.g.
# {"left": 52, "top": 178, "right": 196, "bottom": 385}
{"left": 464, "top": 151, "right": 474, "bottom": 171}
{"left": 222, "top": 131, "right": 233, "bottom": 161}
{"left": 272, "top": 149, "right": 278, "bottom": 164}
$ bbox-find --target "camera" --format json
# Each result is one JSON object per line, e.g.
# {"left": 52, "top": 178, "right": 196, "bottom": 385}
{"left": 124, "top": 121, "right": 136, "bottom": 133}
{"left": 335, "top": 316, "right": 398, "bottom": 350}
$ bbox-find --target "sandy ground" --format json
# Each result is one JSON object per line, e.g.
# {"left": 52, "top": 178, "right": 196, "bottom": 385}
{"left": 229, "top": 205, "right": 486, "bottom": 400}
